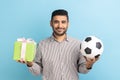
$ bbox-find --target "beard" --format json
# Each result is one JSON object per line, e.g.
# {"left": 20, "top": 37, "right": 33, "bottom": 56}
{"left": 53, "top": 27, "right": 67, "bottom": 36}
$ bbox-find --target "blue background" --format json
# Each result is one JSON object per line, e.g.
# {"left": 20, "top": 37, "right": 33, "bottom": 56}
{"left": 0, "top": 0, "right": 120, "bottom": 80}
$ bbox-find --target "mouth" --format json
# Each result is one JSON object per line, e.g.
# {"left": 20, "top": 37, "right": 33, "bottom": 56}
{"left": 54, "top": 28, "right": 66, "bottom": 36}
{"left": 56, "top": 28, "right": 64, "bottom": 32}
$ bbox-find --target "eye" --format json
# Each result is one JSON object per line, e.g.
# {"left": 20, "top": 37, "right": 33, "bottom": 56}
{"left": 62, "top": 20, "right": 66, "bottom": 24}
{"left": 53, "top": 20, "right": 59, "bottom": 24}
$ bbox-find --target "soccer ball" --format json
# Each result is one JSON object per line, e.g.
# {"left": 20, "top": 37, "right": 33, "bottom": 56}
{"left": 80, "top": 36, "right": 104, "bottom": 58}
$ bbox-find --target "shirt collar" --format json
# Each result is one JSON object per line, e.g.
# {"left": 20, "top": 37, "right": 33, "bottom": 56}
{"left": 50, "top": 34, "right": 69, "bottom": 42}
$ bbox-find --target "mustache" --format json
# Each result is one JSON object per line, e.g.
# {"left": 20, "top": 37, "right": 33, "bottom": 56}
{"left": 56, "top": 27, "right": 65, "bottom": 29}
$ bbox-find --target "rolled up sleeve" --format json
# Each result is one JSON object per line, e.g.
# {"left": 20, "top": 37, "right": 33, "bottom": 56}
{"left": 78, "top": 53, "right": 89, "bottom": 74}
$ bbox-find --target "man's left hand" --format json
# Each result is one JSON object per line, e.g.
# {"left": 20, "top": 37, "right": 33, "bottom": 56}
{"left": 85, "top": 56, "right": 99, "bottom": 69}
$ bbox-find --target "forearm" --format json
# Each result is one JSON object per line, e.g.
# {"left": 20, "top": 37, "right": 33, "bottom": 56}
{"left": 78, "top": 53, "right": 90, "bottom": 73}
{"left": 78, "top": 62, "right": 89, "bottom": 74}
{"left": 28, "top": 62, "right": 42, "bottom": 75}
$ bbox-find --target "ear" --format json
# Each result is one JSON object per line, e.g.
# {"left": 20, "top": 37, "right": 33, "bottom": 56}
{"left": 67, "top": 21, "right": 69, "bottom": 27}
{"left": 68, "top": 21, "right": 69, "bottom": 26}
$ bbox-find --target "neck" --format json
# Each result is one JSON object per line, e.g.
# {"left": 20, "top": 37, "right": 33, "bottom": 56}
{"left": 53, "top": 33, "right": 66, "bottom": 42}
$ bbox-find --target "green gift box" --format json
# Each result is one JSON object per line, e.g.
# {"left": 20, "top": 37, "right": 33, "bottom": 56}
{"left": 13, "top": 38, "right": 36, "bottom": 61}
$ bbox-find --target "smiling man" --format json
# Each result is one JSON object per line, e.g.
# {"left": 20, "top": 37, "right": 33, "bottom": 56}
{"left": 19, "top": 9, "right": 99, "bottom": 80}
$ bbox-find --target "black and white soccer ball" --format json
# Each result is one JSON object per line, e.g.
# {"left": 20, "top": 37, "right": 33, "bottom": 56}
{"left": 80, "top": 36, "right": 104, "bottom": 58}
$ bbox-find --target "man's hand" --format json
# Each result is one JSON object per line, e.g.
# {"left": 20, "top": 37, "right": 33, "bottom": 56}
{"left": 17, "top": 59, "right": 33, "bottom": 67}
{"left": 84, "top": 56, "right": 99, "bottom": 69}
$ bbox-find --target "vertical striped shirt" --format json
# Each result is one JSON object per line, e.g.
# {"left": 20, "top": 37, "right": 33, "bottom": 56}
{"left": 29, "top": 35, "right": 89, "bottom": 80}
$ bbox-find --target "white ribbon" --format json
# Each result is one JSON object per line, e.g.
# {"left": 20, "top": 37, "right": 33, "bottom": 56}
{"left": 17, "top": 38, "right": 36, "bottom": 61}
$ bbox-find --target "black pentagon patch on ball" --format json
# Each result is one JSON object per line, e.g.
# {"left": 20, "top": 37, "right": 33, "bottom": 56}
{"left": 85, "top": 47, "right": 91, "bottom": 54}
{"left": 85, "top": 37, "right": 92, "bottom": 42}
{"left": 96, "top": 42, "right": 102, "bottom": 49}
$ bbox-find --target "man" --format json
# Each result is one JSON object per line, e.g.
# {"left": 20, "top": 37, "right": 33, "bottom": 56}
{"left": 19, "top": 9, "right": 99, "bottom": 80}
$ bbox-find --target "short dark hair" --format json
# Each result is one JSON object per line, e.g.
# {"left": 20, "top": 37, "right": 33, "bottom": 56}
{"left": 51, "top": 9, "right": 69, "bottom": 21}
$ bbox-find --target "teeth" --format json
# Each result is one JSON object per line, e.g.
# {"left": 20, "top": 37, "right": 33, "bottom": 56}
{"left": 57, "top": 29, "right": 63, "bottom": 31}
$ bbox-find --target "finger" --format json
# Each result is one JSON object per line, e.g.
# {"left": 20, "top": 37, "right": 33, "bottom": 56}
{"left": 88, "top": 58, "right": 96, "bottom": 63}
{"left": 19, "top": 59, "right": 26, "bottom": 63}
{"left": 17, "top": 60, "right": 21, "bottom": 62}
{"left": 95, "top": 57, "right": 100, "bottom": 61}
{"left": 26, "top": 61, "right": 33, "bottom": 66}
{"left": 90, "top": 59, "right": 94, "bottom": 62}
{"left": 84, "top": 56, "right": 92, "bottom": 62}
{"left": 26, "top": 61, "right": 31, "bottom": 63}
{"left": 84, "top": 56, "right": 87, "bottom": 60}
{"left": 87, "top": 57, "right": 94, "bottom": 61}
{"left": 22, "top": 61, "right": 25, "bottom": 63}
{"left": 95, "top": 54, "right": 100, "bottom": 58}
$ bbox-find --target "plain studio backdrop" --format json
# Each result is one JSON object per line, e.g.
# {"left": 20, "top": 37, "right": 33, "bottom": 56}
{"left": 0, "top": 0, "right": 120, "bottom": 80}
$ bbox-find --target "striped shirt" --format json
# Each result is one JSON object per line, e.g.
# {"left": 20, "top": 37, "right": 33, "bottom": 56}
{"left": 29, "top": 35, "right": 89, "bottom": 80}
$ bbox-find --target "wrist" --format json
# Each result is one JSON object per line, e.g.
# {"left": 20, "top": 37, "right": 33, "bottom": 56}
{"left": 86, "top": 63, "right": 93, "bottom": 70}
{"left": 87, "top": 66, "right": 92, "bottom": 70}
{"left": 86, "top": 62, "right": 93, "bottom": 70}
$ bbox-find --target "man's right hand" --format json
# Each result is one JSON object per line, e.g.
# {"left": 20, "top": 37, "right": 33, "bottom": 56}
{"left": 17, "top": 60, "right": 33, "bottom": 67}
{"left": 26, "top": 61, "right": 33, "bottom": 67}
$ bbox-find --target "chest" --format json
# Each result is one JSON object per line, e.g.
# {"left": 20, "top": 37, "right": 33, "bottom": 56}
{"left": 41, "top": 41, "right": 79, "bottom": 64}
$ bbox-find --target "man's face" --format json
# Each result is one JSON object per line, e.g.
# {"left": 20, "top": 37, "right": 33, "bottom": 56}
{"left": 50, "top": 15, "right": 69, "bottom": 36}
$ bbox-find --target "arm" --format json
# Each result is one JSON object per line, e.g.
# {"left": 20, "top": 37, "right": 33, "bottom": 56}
{"left": 78, "top": 53, "right": 89, "bottom": 74}
{"left": 85, "top": 56, "right": 99, "bottom": 70}
{"left": 78, "top": 53, "right": 99, "bottom": 74}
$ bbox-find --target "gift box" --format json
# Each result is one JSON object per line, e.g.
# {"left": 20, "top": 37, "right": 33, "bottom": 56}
{"left": 13, "top": 38, "right": 36, "bottom": 61}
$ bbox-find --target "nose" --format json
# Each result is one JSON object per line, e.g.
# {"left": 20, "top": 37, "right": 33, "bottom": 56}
{"left": 58, "top": 22, "right": 62, "bottom": 28}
